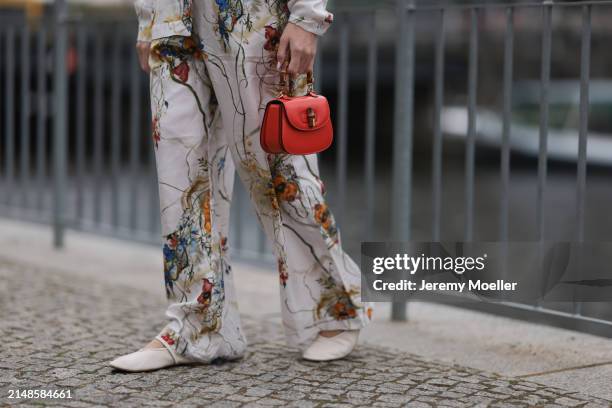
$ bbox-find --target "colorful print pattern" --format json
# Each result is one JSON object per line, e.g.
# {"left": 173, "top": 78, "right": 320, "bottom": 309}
{"left": 135, "top": 0, "right": 335, "bottom": 42}
{"left": 145, "top": 0, "right": 371, "bottom": 362}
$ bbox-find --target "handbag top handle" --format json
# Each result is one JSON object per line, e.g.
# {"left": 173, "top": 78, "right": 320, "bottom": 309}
{"left": 278, "top": 69, "right": 315, "bottom": 98}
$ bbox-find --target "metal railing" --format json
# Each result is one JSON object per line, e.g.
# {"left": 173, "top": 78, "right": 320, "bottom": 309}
{"left": 1, "top": 6, "right": 163, "bottom": 244}
{"left": 2, "top": 0, "right": 612, "bottom": 336}
{"left": 382, "top": 0, "right": 611, "bottom": 331}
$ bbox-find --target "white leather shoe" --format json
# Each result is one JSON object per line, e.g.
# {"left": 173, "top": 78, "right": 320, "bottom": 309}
{"left": 109, "top": 333, "right": 197, "bottom": 372}
{"left": 302, "top": 330, "right": 359, "bottom": 362}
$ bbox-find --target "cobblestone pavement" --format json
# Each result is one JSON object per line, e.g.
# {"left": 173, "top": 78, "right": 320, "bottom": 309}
{"left": 1, "top": 259, "right": 611, "bottom": 408}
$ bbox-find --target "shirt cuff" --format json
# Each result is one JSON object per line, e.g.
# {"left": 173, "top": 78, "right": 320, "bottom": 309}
{"left": 288, "top": 12, "right": 334, "bottom": 36}
{"left": 137, "top": 24, "right": 153, "bottom": 42}
{"left": 134, "top": 0, "right": 154, "bottom": 42}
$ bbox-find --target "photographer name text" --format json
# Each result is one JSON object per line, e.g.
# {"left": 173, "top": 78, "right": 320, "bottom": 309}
{"left": 372, "top": 279, "right": 517, "bottom": 292}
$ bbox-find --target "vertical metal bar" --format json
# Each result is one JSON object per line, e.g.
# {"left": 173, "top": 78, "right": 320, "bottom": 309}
{"left": 313, "top": 37, "right": 323, "bottom": 94}
{"left": 391, "top": 0, "right": 415, "bottom": 321}
{"left": 93, "top": 27, "right": 104, "bottom": 224}
{"left": 537, "top": 3, "right": 552, "bottom": 243}
{"left": 499, "top": 7, "right": 514, "bottom": 290}
{"left": 36, "top": 24, "right": 47, "bottom": 212}
{"left": 535, "top": 3, "right": 552, "bottom": 308}
{"left": 20, "top": 23, "right": 31, "bottom": 208}
{"left": 500, "top": 8, "right": 514, "bottom": 243}
{"left": 336, "top": 12, "right": 350, "bottom": 228}
{"left": 4, "top": 25, "right": 15, "bottom": 207}
{"left": 75, "top": 24, "right": 87, "bottom": 223}
{"left": 147, "top": 86, "right": 159, "bottom": 236}
{"left": 149, "top": 132, "right": 159, "bottom": 236}
{"left": 391, "top": 0, "right": 407, "bottom": 245}
{"left": 53, "top": 0, "right": 68, "bottom": 248}
{"left": 129, "top": 31, "right": 142, "bottom": 231}
{"left": 257, "top": 223, "right": 267, "bottom": 255}
{"left": 110, "top": 27, "right": 122, "bottom": 227}
{"left": 0, "top": 25, "right": 6, "bottom": 185}
{"left": 574, "top": 5, "right": 591, "bottom": 316}
{"left": 233, "top": 184, "right": 243, "bottom": 252}
{"left": 465, "top": 8, "right": 479, "bottom": 242}
{"left": 576, "top": 5, "right": 590, "bottom": 244}
{"left": 0, "top": 27, "right": 3, "bottom": 194}
{"left": 364, "top": 11, "right": 378, "bottom": 239}
{"left": 431, "top": 9, "right": 445, "bottom": 242}
{"left": 240, "top": 193, "right": 251, "bottom": 254}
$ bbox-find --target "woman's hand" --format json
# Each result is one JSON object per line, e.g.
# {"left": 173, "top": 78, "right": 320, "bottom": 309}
{"left": 136, "top": 41, "right": 151, "bottom": 73}
{"left": 277, "top": 23, "right": 317, "bottom": 75}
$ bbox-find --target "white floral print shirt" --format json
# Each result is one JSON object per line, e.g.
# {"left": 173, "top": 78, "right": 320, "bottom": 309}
{"left": 134, "top": 0, "right": 334, "bottom": 42}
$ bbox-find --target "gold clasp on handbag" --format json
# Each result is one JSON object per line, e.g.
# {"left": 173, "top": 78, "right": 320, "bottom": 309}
{"left": 307, "top": 107, "right": 316, "bottom": 128}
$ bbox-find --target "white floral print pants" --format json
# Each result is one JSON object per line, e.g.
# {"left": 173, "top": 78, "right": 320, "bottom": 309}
{"left": 149, "top": 0, "right": 372, "bottom": 362}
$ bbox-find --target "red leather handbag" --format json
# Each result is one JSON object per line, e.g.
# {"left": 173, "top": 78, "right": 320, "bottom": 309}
{"left": 260, "top": 72, "right": 333, "bottom": 155}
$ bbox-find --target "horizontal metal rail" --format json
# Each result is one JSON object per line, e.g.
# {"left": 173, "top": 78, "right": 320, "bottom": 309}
{"left": 334, "top": 0, "right": 612, "bottom": 10}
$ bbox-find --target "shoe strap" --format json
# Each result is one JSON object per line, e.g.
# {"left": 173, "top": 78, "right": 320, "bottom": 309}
{"left": 154, "top": 333, "right": 181, "bottom": 364}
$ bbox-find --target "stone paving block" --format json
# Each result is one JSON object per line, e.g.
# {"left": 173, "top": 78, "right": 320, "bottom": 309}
{"left": 583, "top": 403, "right": 612, "bottom": 408}
{"left": 345, "top": 390, "right": 376, "bottom": 401}
{"left": 439, "top": 391, "right": 467, "bottom": 399}
{"left": 402, "top": 401, "right": 434, "bottom": 408}
{"left": 286, "top": 400, "right": 317, "bottom": 408}
{"left": 244, "top": 387, "right": 274, "bottom": 397}
{"left": 488, "top": 401, "right": 530, "bottom": 408}
{"left": 414, "top": 395, "right": 442, "bottom": 403}
{"left": 554, "top": 396, "right": 590, "bottom": 407}
{"left": 316, "top": 386, "right": 346, "bottom": 396}
{"left": 463, "top": 395, "right": 497, "bottom": 405}
{"left": 308, "top": 392, "right": 337, "bottom": 401}
{"left": 439, "top": 400, "right": 473, "bottom": 408}
{"left": 376, "top": 393, "right": 413, "bottom": 404}
{"left": 207, "top": 401, "right": 242, "bottom": 408}
{"left": 226, "top": 394, "right": 260, "bottom": 403}
{"left": 246, "top": 398, "right": 286, "bottom": 407}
